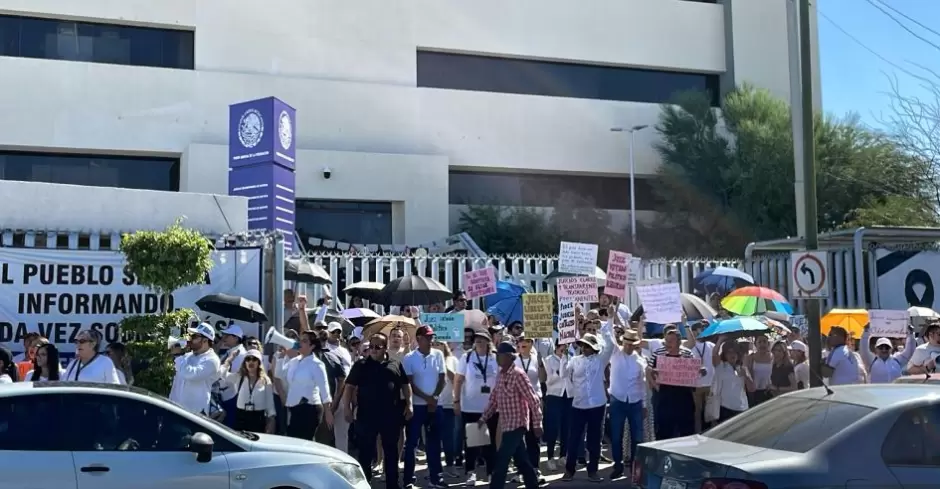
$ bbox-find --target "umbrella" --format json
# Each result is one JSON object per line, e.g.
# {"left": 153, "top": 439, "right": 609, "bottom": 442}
{"left": 757, "top": 316, "right": 791, "bottom": 336}
{"left": 721, "top": 286, "right": 793, "bottom": 316}
{"left": 457, "top": 309, "right": 490, "bottom": 332}
{"left": 698, "top": 316, "right": 771, "bottom": 341}
{"left": 341, "top": 307, "right": 381, "bottom": 327}
{"left": 377, "top": 275, "right": 452, "bottom": 306}
{"left": 284, "top": 258, "right": 332, "bottom": 285}
{"left": 485, "top": 281, "right": 527, "bottom": 326}
{"left": 196, "top": 293, "right": 268, "bottom": 323}
{"left": 821, "top": 309, "right": 869, "bottom": 337}
{"left": 304, "top": 307, "right": 354, "bottom": 331}
{"left": 343, "top": 281, "right": 386, "bottom": 302}
{"left": 631, "top": 293, "right": 717, "bottom": 322}
{"left": 361, "top": 315, "right": 417, "bottom": 340}
{"left": 908, "top": 306, "right": 940, "bottom": 319}
{"left": 544, "top": 267, "right": 607, "bottom": 287}
{"left": 693, "top": 266, "right": 754, "bottom": 293}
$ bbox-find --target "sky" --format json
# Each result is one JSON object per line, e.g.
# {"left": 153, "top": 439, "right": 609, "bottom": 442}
{"left": 819, "top": 0, "right": 940, "bottom": 128}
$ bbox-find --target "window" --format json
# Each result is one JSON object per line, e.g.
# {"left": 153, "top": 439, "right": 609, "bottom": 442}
{"left": 0, "top": 394, "right": 69, "bottom": 450}
{"left": 295, "top": 200, "right": 394, "bottom": 245}
{"left": 64, "top": 394, "right": 241, "bottom": 452}
{"left": 0, "top": 151, "right": 179, "bottom": 191}
{"left": 882, "top": 405, "right": 940, "bottom": 466}
{"left": 417, "top": 51, "right": 721, "bottom": 106}
{"left": 703, "top": 397, "right": 875, "bottom": 453}
{"left": 0, "top": 14, "right": 194, "bottom": 69}
{"left": 449, "top": 171, "right": 664, "bottom": 211}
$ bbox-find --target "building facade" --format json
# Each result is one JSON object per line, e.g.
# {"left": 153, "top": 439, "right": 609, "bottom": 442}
{"left": 0, "top": 0, "right": 819, "bottom": 247}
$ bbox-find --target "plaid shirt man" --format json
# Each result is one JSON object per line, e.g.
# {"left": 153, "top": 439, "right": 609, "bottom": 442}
{"left": 481, "top": 364, "right": 543, "bottom": 432}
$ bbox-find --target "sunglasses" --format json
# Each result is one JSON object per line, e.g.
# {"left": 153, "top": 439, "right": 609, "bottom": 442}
{"left": 371, "top": 344, "right": 387, "bottom": 350}
{"left": 877, "top": 345, "right": 892, "bottom": 350}
{"left": 75, "top": 338, "right": 92, "bottom": 345}
{"left": 245, "top": 357, "right": 260, "bottom": 363}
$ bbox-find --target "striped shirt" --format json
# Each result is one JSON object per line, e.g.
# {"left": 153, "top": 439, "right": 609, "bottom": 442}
{"left": 649, "top": 346, "right": 694, "bottom": 369}
{"left": 650, "top": 346, "right": 696, "bottom": 402}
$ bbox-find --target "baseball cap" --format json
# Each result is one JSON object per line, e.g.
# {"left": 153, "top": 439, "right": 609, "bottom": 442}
{"left": 415, "top": 325, "right": 435, "bottom": 337}
{"left": 244, "top": 349, "right": 263, "bottom": 361}
{"left": 327, "top": 322, "right": 343, "bottom": 334}
{"left": 187, "top": 323, "right": 216, "bottom": 342}
{"left": 875, "top": 337, "right": 893, "bottom": 349}
{"left": 473, "top": 331, "right": 493, "bottom": 342}
{"left": 788, "top": 340, "right": 807, "bottom": 353}
{"left": 222, "top": 325, "right": 244, "bottom": 339}
{"left": 496, "top": 341, "right": 517, "bottom": 355}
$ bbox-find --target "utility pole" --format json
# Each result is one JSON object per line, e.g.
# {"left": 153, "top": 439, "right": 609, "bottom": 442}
{"left": 798, "top": 0, "right": 823, "bottom": 387}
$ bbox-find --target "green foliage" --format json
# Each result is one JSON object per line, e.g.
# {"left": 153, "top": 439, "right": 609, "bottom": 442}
{"left": 649, "top": 86, "right": 939, "bottom": 257}
{"left": 120, "top": 218, "right": 215, "bottom": 303}
{"left": 120, "top": 309, "right": 194, "bottom": 396}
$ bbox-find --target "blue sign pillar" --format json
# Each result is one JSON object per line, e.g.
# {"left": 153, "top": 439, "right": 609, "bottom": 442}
{"left": 228, "top": 97, "right": 297, "bottom": 252}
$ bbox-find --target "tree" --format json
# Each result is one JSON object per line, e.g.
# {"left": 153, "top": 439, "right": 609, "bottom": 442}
{"left": 119, "top": 219, "right": 215, "bottom": 395}
{"left": 883, "top": 75, "right": 940, "bottom": 210}
{"left": 649, "top": 85, "right": 938, "bottom": 257}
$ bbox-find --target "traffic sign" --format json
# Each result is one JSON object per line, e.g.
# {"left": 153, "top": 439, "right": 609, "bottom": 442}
{"left": 791, "top": 251, "right": 829, "bottom": 298}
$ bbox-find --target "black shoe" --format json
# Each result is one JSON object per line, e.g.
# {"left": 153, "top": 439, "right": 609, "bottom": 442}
{"left": 610, "top": 465, "right": 624, "bottom": 480}
{"left": 577, "top": 457, "right": 587, "bottom": 466}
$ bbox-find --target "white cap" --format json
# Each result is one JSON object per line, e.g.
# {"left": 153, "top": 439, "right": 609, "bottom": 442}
{"left": 187, "top": 323, "right": 216, "bottom": 342}
{"left": 222, "top": 325, "right": 244, "bottom": 339}
{"left": 788, "top": 340, "right": 807, "bottom": 353}
{"left": 244, "top": 349, "right": 264, "bottom": 361}
{"left": 327, "top": 322, "right": 343, "bottom": 334}
{"left": 875, "top": 337, "right": 893, "bottom": 349}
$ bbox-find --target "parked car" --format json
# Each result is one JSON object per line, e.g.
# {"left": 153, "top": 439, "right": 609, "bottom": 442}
{"left": 894, "top": 373, "right": 940, "bottom": 385}
{"left": 634, "top": 384, "right": 940, "bottom": 489}
{"left": 0, "top": 381, "right": 368, "bottom": 489}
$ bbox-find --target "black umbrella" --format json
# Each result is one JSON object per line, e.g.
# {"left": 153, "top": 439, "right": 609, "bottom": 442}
{"left": 196, "top": 293, "right": 268, "bottom": 323}
{"left": 377, "top": 275, "right": 452, "bottom": 307}
{"left": 284, "top": 258, "right": 332, "bottom": 285}
{"left": 630, "top": 293, "right": 716, "bottom": 323}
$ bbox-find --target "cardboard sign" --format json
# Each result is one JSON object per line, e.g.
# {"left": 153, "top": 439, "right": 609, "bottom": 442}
{"left": 869, "top": 309, "right": 908, "bottom": 338}
{"left": 419, "top": 313, "right": 465, "bottom": 342}
{"left": 464, "top": 268, "right": 497, "bottom": 299}
{"left": 559, "top": 241, "right": 598, "bottom": 276}
{"left": 522, "top": 293, "right": 554, "bottom": 338}
{"left": 557, "top": 276, "right": 599, "bottom": 304}
{"left": 557, "top": 302, "right": 577, "bottom": 345}
{"left": 656, "top": 356, "right": 701, "bottom": 387}
{"left": 636, "top": 282, "right": 683, "bottom": 324}
{"left": 604, "top": 251, "right": 630, "bottom": 299}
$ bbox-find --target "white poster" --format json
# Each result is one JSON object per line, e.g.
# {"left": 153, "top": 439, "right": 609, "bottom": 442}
{"left": 558, "top": 241, "right": 598, "bottom": 276}
{"left": 557, "top": 302, "right": 577, "bottom": 345}
{"left": 636, "top": 282, "right": 683, "bottom": 324}
{"left": 0, "top": 247, "right": 263, "bottom": 356}
{"left": 868, "top": 309, "right": 908, "bottom": 339}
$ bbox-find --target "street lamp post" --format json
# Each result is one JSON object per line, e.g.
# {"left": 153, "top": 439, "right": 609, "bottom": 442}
{"left": 611, "top": 124, "right": 649, "bottom": 247}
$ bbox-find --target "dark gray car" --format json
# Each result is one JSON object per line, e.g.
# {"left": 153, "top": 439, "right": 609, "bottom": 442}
{"left": 635, "top": 384, "right": 940, "bottom": 489}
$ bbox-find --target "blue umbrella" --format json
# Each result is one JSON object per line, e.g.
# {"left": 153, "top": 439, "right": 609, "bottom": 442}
{"left": 693, "top": 266, "right": 755, "bottom": 294}
{"left": 698, "top": 316, "right": 770, "bottom": 341}
{"left": 485, "top": 281, "right": 528, "bottom": 326}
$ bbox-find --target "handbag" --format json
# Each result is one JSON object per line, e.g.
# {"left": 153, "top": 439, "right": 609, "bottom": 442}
{"left": 704, "top": 370, "right": 722, "bottom": 423}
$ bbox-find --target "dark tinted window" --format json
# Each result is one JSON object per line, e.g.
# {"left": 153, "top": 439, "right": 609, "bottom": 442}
{"left": 65, "top": 394, "right": 240, "bottom": 452}
{"left": 296, "top": 200, "right": 393, "bottom": 245}
{"left": 882, "top": 405, "right": 940, "bottom": 466}
{"left": 0, "top": 394, "right": 68, "bottom": 450}
{"left": 0, "top": 151, "right": 179, "bottom": 191}
{"left": 0, "top": 14, "right": 194, "bottom": 69}
{"left": 704, "top": 397, "right": 874, "bottom": 453}
{"left": 417, "top": 51, "right": 721, "bottom": 106}
{"left": 449, "top": 171, "right": 663, "bottom": 211}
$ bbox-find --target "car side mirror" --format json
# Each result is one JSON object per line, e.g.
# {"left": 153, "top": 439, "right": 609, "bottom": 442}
{"left": 189, "top": 432, "right": 214, "bottom": 463}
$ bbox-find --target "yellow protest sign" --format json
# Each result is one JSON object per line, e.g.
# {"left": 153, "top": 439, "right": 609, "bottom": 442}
{"left": 523, "top": 293, "right": 554, "bottom": 338}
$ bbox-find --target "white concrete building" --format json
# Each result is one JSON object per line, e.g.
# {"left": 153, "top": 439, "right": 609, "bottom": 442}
{"left": 0, "top": 0, "right": 819, "bottom": 247}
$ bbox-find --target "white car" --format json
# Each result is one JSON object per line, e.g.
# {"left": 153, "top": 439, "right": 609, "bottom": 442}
{"left": 0, "top": 381, "right": 368, "bottom": 489}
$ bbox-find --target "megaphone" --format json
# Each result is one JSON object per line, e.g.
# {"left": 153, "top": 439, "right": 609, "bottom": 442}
{"left": 264, "top": 327, "right": 299, "bottom": 350}
{"left": 167, "top": 335, "right": 186, "bottom": 350}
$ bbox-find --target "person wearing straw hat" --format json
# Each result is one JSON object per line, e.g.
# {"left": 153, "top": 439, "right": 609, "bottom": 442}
{"left": 607, "top": 328, "right": 647, "bottom": 480}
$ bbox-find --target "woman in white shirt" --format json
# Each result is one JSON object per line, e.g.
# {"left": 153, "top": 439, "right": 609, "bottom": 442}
{"left": 63, "top": 329, "right": 121, "bottom": 384}
{"left": 542, "top": 341, "right": 571, "bottom": 471}
{"left": 26, "top": 343, "right": 63, "bottom": 382}
{"left": 285, "top": 331, "right": 333, "bottom": 441}
{"left": 0, "top": 346, "right": 16, "bottom": 383}
{"left": 710, "top": 339, "right": 754, "bottom": 423}
{"left": 788, "top": 341, "right": 810, "bottom": 389}
{"left": 453, "top": 331, "right": 498, "bottom": 486}
{"left": 433, "top": 340, "right": 461, "bottom": 478}
{"left": 222, "top": 349, "right": 276, "bottom": 433}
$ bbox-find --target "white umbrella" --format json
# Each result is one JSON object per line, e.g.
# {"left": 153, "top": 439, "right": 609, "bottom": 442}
{"left": 908, "top": 306, "right": 940, "bottom": 319}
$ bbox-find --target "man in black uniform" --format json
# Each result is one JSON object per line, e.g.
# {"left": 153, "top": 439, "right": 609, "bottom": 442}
{"left": 344, "top": 333, "right": 413, "bottom": 489}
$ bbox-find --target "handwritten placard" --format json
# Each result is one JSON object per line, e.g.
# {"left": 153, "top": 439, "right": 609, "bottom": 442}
{"left": 464, "top": 268, "right": 497, "bottom": 299}
{"left": 628, "top": 257, "right": 642, "bottom": 286}
{"left": 790, "top": 315, "right": 807, "bottom": 338}
{"left": 559, "top": 241, "right": 599, "bottom": 276}
{"left": 869, "top": 309, "right": 908, "bottom": 338}
{"left": 523, "top": 293, "right": 554, "bottom": 338}
{"left": 557, "top": 276, "right": 599, "bottom": 304}
{"left": 557, "top": 302, "right": 577, "bottom": 345}
{"left": 604, "top": 251, "right": 630, "bottom": 299}
{"left": 656, "top": 356, "right": 701, "bottom": 387}
{"left": 637, "top": 282, "right": 683, "bottom": 324}
{"left": 419, "top": 313, "right": 465, "bottom": 342}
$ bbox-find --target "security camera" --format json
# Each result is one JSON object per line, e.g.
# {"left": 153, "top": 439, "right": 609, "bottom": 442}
{"left": 322, "top": 167, "right": 332, "bottom": 180}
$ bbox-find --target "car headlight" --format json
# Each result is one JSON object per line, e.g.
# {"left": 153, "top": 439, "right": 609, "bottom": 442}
{"left": 329, "top": 462, "right": 367, "bottom": 485}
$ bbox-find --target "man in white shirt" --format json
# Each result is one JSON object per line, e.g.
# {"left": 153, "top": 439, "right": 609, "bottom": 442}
{"left": 861, "top": 325, "right": 916, "bottom": 383}
{"left": 402, "top": 326, "right": 447, "bottom": 488}
{"left": 325, "top": 322, "right": 353, "bottom": 369}
{"left": 607, "top": 329, "right": 646, "bottom": 480}
{"left": 821, "top": 326, "right": 861, "bottom": 385}
{"left": 907, "top": 322, "right": 940, "bottom": 375}
{"left": 170, "top": 323, "right": 222, "bottom": 415}
{"left": 63, "top": 329, "right": 121, "bottom": 384}
{"left": 218, "top": 325, "right": 247, "bottom": 427}
{"left": 686, "top": 321, "right": 715, "bottom": 432}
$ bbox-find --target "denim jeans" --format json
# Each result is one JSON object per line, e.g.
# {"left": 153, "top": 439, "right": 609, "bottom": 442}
{"left": 490, "top": 428, "right": 540, "bottom": 489}
{"left": 565, "top": 405, "right": 606, "bottom": 475}
{"left": 404, "top": 405, "right": 444, "bottom": 484}
{"left": 543, "top": 395, "right": 571, "bottom": 459}
{"left": 609, "top": 398, "right": 644, "bottom": 468}
{"left": 441, "top": 407, "right": 458, "bottom": 466}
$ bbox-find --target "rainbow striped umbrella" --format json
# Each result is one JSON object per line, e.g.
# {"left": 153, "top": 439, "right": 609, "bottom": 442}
{"left": 720, "top": 286, "right": 793, "bottom": 316}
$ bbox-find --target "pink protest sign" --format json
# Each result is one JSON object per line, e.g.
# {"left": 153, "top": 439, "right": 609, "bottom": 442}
{"left": 464, "top": 268, "right": 497, "bottom": 299}
{"left": 604, "top": 251, "right": 630, "bottom": 299}
{"left": 556, "top": 276, "right": 599, "bottom": 303}
{"left": 656, "top": 356, "right": 701, "bottom": 387}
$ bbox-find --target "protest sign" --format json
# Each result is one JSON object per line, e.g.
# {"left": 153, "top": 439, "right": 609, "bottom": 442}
{"left": 656, "top": 356, "right": 701, "bottom": 387}
{"left": 522, "top": 293, "right": 554, "bottom": 338}
{"left": 557, "top": 276, "right": 599, "bottom": 304}
{"left": 420, "top": 313, "right": 465, "bottom": 342}
{"left": 463, "top": 267, "right": 497, "bottom": 299}
{"left": 557, "top": 302, "right": 577, "bottom": 345}
{"left": 636, "top": 282, "right": 682, "bottom": 324}
{"left": 628, "top": 257, "right": 642, "bottom": 286}
{"left": 869, "top": 309, "right": 908, "bottom": 338}
{"left": 790, "top": 315, "right": 807, "bottom": 337}
{"left": 558, "top": 241, "right": 598, "bottom": 276}
{"left": 604, "top": 251, "right": 630, "bottom": 299}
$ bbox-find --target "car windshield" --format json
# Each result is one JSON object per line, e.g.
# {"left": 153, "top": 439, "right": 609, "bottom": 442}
{"left": 703, "top": 397, "right": 875, "bottom": 453}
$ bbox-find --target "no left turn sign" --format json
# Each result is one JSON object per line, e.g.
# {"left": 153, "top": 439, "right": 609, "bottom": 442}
{"left": 790, "top": 251, "right": 830, "bottom": 299}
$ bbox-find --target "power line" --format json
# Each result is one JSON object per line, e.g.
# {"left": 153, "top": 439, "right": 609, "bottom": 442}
{"left": 870, "top": 0, "right": 940, "bottom": 43}
{"left": 864, "top": 0, "right": 940, "bottom": 53}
